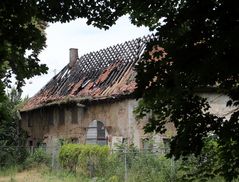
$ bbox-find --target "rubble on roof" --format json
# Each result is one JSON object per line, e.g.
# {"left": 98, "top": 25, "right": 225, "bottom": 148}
{"left": 21, "top": 35, "right": 155, "bottom": 112}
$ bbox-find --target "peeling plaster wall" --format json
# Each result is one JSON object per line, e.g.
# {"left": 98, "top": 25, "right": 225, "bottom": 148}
{"left": 127, "top": 100, "right": 177, "bottom": 149}
{"left": 200, "top": 93, "right": 236, "bottom": 119}
{"left": 20, "top": 93, "right": 231, "bottom": 149}
{"left": 20, "top": 99, "right": 147, "bottom": 148}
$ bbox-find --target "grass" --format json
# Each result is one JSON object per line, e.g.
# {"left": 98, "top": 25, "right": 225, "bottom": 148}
{"left": 0, "top": 166, "right": 236, "bottom": 182}
{"left": 0, "top": 166, "right": 92, "bottom": 182}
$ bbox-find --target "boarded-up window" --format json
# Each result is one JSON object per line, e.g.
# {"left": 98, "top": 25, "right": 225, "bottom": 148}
{"left": 71, "top": 107, "right": 78, "bottom": 124}
{"left": 86, "top": 120, "right": 107, "bottom": 145}
{"left": 59, "top": 107, "right": 65, "bottom": 125}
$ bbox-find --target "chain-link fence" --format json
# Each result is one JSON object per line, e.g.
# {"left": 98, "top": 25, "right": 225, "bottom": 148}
{"left": 0, "top": 145, "right": 178, "bottom": 182}
{"left": 0, "top": 145, "right": 58, "bottom": 168}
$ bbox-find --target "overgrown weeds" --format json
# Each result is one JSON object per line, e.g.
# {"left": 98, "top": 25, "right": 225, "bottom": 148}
{"left": 2, "top": 143, "right": 239, "bottom": 181}
{"left": 23, "top": 148, "right": 51, "bottom": 169}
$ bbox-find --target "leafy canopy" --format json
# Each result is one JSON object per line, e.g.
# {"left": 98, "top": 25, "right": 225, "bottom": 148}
{"left": 1, "top": 0, "right": 239, "bottom": 181}
{"left": 132, "top": 1, "right": 238, "bottom": 181}
{"left": 0, "top": 88, "right": 28, "bottom": 166}
{"left": 0, "top": 0, "right": 126, "bottom": 98}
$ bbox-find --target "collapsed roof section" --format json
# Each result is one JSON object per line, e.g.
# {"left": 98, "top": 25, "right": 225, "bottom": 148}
{"left": 21, "top": 35, "right": 154, "bottom": 112}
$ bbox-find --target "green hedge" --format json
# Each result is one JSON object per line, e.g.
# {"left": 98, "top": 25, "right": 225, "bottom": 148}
{"left": 59, "top": 144, "right": 109, "bottom": 176}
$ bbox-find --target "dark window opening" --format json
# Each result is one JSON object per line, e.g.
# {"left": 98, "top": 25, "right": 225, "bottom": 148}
{"left": 71, "top": 138, "right": 79, "bottom": 143}
{"left": 163, "top": 138, "right": 170, "bottom": 153}
{"left": 40, "top": 143, "right": 47, "bottom": 150}
{"left": 36, "top": 142, "right": 41, "bottom": 147}
{"left": 142, "top": 138, "right": 153, "bottom": 151}
{"left": 28, "top": 112, "right": 32, "bottom": 127}
{"left": 122, "top": 138, "right": 128, "bottom": 144}
{"left": 18, "top": 119, "right": 21, "bottom": 129}
{"left": 47, "top": 109, "right": 54, "bottom": 126}
{"left": 71, "top": 107, "right": 78, "bottom": 124}
{"left": 21, "top": 113, "right": 27, "bottom": 126}
{"left": 29, "top": 140, "right": 33, "bottom": 146}
{"left": 59, "top": 107, "right": 65, "bottom": 125}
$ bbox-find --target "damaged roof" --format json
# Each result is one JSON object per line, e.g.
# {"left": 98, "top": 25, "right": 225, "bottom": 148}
{"left": 21, "top": 35, "right": 154, "bottom": 111}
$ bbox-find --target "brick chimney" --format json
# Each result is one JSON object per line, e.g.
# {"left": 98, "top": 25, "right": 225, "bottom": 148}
{"left": 69, "top": 48, "right": 78, "bottom": 68}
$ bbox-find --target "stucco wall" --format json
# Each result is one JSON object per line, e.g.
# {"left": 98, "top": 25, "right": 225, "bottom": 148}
{"left": 200, "top": 93, "right": 236, "bottom": 119}
{"left": 21, "top": 94, "right": 230, "bottom": 149}
{"left": 20, "top": 99, "right": 150, "bottom": 148}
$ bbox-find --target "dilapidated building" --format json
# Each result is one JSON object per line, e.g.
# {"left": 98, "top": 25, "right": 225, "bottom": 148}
{"left": 20, "top": 35, "right": 175, "bottom": 149}
{"left": 20, "top": 35, "right": 235, "bottom": 150}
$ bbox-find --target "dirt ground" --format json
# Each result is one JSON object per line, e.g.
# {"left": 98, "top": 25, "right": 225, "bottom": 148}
{"left": 0, "top": 168, "right": 83, "bottom": 182}
{"left": 0, "top": 169, "right": 43, "bottom": 182}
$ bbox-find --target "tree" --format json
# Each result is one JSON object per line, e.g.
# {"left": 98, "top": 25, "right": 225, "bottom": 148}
{"left": 0, "top": 88, "right": 28, "bottom": 166}
{"left": 0, "top": 0, "right": 126, "bottom": 99}
{"left": 130, "top": 1, "right": 238, "bottom": 181}
{"left": 132, "top": 1, "right": 239, "bottom": 181}
{"left": 1, "top": 0, "right": 238, "bottom": 180}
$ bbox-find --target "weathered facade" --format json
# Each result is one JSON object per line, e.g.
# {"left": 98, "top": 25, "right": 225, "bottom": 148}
{"left": 20, "top": 35, "right": 174, "bottom": 149}
{"left": 20, "top": 35, "right": 235, "bottom": 150}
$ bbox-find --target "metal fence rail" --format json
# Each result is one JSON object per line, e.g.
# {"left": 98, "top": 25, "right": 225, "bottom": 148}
{"left": 0, "top": 145, "right": 175, "bottom": 182}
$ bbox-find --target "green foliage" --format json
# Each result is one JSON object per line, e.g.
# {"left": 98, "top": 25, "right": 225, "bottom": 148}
{"left": 59, "top": 144, "right": 82, "bottom": 172}
{"left": 130, "top": 1, "right": 239, "bottom": 181}
{"left": 59, "top": 143, "right": 182, "bottom": 181}
{"left": 0, "top": 0, "right": 127, "bottom": 97}
{"left": 59, "top": 144, "right": 109, "bottom": 176}
{"left": 0, "top": 165, "right": 18, "bottom": 177}
{"left": 178, "top": 138, "right": 220, "bottom": 181}
{"left": 0, "top": 88, "right": 28, "bottom": 167}
{"left": 78, "top": 144, "right": 109, "bottom": 177}
{"left": 3, "top": 145, "right": 238, "bottom": 182}
{"left": 1, "top": 0, "right": 238, "bottom": 180}
{"left": 127, "top": 154, "right": 178, "bottom": 182}
{"left": 42, "top": 169, "right": 91, "bottom": 182}
{"left": 24, "top": 148, "right": 50, "bottom": 168}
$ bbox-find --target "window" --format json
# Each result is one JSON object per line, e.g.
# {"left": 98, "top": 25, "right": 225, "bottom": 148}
{"left": 71, "top": 138, "right": 79, "bottom": 143}
{"left": 59, "top": 107, "right": 65, "bottom": 125}
{"left": 163, "top": 138, "right": 170, "bottom": 153}
{"left": 142, "top": 138, "right": 153, "bottom": 151}
{"left": 86, "top": 120, "right": 107, "bottom": 145}
{"left": 71, "top": 107, "right": 78, "bottom": 124}
{"left": 45, "top": 108, "right": 53, "bottom": 126}
{"left": 28, "top": 112, "right": 32, "bottom": 127}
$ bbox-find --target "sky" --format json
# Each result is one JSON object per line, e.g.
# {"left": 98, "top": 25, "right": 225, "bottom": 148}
{"left": 21, "top": 16, "right": 151, "bottom": 98}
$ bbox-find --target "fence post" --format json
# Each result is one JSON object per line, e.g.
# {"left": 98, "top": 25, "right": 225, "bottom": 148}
{"left": 124, "top": 148, "right": 128, "bottom": 182}
{"left": 170, "top": 156, "right": 175, "bottom": 180}
{"left": 51, "top": 148, "right": 55, "bottom": 170}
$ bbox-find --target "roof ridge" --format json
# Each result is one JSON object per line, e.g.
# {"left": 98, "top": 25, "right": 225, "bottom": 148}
{"left": 21, "top": 34, "right": 154, "bottom": 112}
{"left": 77, "top": 34, "right": 154, "bottom": 61}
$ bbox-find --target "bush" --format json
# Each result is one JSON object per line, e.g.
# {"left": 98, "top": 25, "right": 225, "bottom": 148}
{"left": 24, "top": 148, "right": 50, "bottom": 168}
{"left": 58, "top": 142, "right": 232, "bottom": 181}
{"left": 59, "top": 144, "right": 109, "bottom": 176}
{"left": 0, "top": 147, "right": 28, "bottom": 168}
{"left": 59, "top": 144, "right": 82, "bottom": 172}
{"left": 177, "top": 138, "right": 222, "bottom": 181}
{"left": 78, "top": 144, "right": 109, "bottom": 177}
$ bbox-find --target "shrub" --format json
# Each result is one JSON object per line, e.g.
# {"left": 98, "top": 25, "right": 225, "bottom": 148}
{"left": 78, "top": 144, "right": 109, "bottom": 177}
{"left": 59, "top": 144, "right": 109, "bottom": 176}
{"left": 24, "top": 148, "right": 50, "bottom": 168}
{"left": 59, "top": 144, "right": 82, "bottom": 172}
